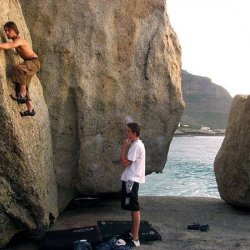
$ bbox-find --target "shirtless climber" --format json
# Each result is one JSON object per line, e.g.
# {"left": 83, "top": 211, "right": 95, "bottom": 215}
{"left": 0, "top": 21, "right": 40, "bottom": 117}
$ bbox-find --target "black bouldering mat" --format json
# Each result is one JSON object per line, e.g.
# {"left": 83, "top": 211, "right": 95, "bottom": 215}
{"left": 39, "top": 225, "right": 102, "bottom": 250}
{"left": 97, "top": 221, "right": 161, "bottom": 242}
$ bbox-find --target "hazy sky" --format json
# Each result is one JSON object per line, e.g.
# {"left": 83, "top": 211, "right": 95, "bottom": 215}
{"left": 167, "top": 0, "right": 250, "bottom": 97}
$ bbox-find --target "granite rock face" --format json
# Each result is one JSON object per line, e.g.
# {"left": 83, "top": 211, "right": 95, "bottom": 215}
{"left": 19, "top": 0, "right": 184, "bottom": 208}
{"left": 181, "top": 70, "right": 232, "bottom": 129}
{"left": 0, "top": 1, "right": 58, "bottom": 247}
{"left": 214, "top": 95, "right": 250, "bottom": 207}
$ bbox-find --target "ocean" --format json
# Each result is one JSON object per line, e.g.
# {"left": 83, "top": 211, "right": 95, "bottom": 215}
{"left": 139, "top": 136, "right": 224, "bottom": 198}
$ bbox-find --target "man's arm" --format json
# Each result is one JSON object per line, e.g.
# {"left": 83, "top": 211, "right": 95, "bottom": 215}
{"left": 0, "top": 38, "right": 22, "bottom": 50}
{"left": 121, "top": 139, "right": 132, "bottom": 168}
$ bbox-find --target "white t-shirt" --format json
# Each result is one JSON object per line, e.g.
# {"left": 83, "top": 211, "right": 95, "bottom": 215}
{"left": 121, "top": 139, "right": 146, "bottom": 183}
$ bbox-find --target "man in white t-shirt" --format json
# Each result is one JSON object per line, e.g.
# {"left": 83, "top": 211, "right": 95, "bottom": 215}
{"left": 120, "top": 123, "right": 146, "bottom": 247}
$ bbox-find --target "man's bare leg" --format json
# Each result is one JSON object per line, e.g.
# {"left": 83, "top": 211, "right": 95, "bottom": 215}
{"left": 131, "top": 211, "right": 140, "bottom": 240}
{"left": 20, "top": 99, "right": 35, "bottom": 116}
{"left": 26, "top": 100, "right": 33, "bottom": 111}
{"left": 17, "top": 83, "right": 29, "bottom": 105}
{"left": 10, "top": 83, "right": 26, "bottom": 99}
{"left": 20, "top": 84, "right": 26, "bottom": 97}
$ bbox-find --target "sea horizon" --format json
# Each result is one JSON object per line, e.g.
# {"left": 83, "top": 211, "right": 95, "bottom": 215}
{"left": 139, "top": 136, "right": 224, "bottom": 198}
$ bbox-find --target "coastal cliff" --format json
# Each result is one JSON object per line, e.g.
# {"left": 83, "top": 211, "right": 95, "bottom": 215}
{"left": 181, "top": 70, "right": 232, "bottom": 129}
{"left": 0, "top": 0, "right": 184, "bottom": 246}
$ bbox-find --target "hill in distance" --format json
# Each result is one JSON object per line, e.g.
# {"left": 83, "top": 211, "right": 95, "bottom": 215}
{"left": 181, "top": 70, "right": 233, "bottom": 129}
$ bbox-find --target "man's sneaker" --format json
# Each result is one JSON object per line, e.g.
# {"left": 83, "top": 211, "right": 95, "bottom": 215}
{"left": 20, "top": 109, "right": 36, "bottom": 117}
{"left": 131, "top": 240, "right": 140, "bottom": 247}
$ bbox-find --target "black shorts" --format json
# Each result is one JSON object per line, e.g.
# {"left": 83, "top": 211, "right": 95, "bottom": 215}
{"left": 121, "top": 181, "right": 140, "bottom": 211}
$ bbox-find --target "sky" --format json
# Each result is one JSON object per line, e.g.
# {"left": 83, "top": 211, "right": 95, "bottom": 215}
{"left": 167, "top": 0, "right": 250, "bottom": 97}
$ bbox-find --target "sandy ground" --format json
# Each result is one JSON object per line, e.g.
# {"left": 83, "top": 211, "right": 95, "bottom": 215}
{"left": 3, "top": 196, "right": 250, "bottom": 250}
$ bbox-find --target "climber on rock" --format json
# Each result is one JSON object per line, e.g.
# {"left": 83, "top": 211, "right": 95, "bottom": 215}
{"left": 0, "top": 21, "right": 40, "bottom": 117}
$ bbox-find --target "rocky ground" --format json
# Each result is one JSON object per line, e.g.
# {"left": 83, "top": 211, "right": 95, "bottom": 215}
{"left": 4, "top": 196, "right": 250, "bottom": 250}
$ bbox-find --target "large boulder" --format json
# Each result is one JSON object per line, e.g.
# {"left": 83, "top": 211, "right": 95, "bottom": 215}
{"left": 0, "top": 1, "right": 58, "bottom": 247}
{"left": 19, "top": 0, "right": 184, "bottom": 209}
{"left": 214, "top": 95, "right": 250, "bottom": 208}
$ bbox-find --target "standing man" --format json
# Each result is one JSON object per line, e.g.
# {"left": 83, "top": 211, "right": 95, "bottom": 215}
{"left": 120, "top": 122, "right": 146, "bottom": 247}
{"left": 0, "top": 21, "right": 40, "bottom": 116}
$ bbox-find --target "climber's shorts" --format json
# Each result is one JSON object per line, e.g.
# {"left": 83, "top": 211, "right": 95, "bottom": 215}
{"left": 12, "top": 58, "right": 40, "bottom": 100}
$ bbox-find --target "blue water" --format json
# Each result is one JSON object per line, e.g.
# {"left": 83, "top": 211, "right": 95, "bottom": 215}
{"left": 139, "top": 136, "right": 224, "bottom": 198}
